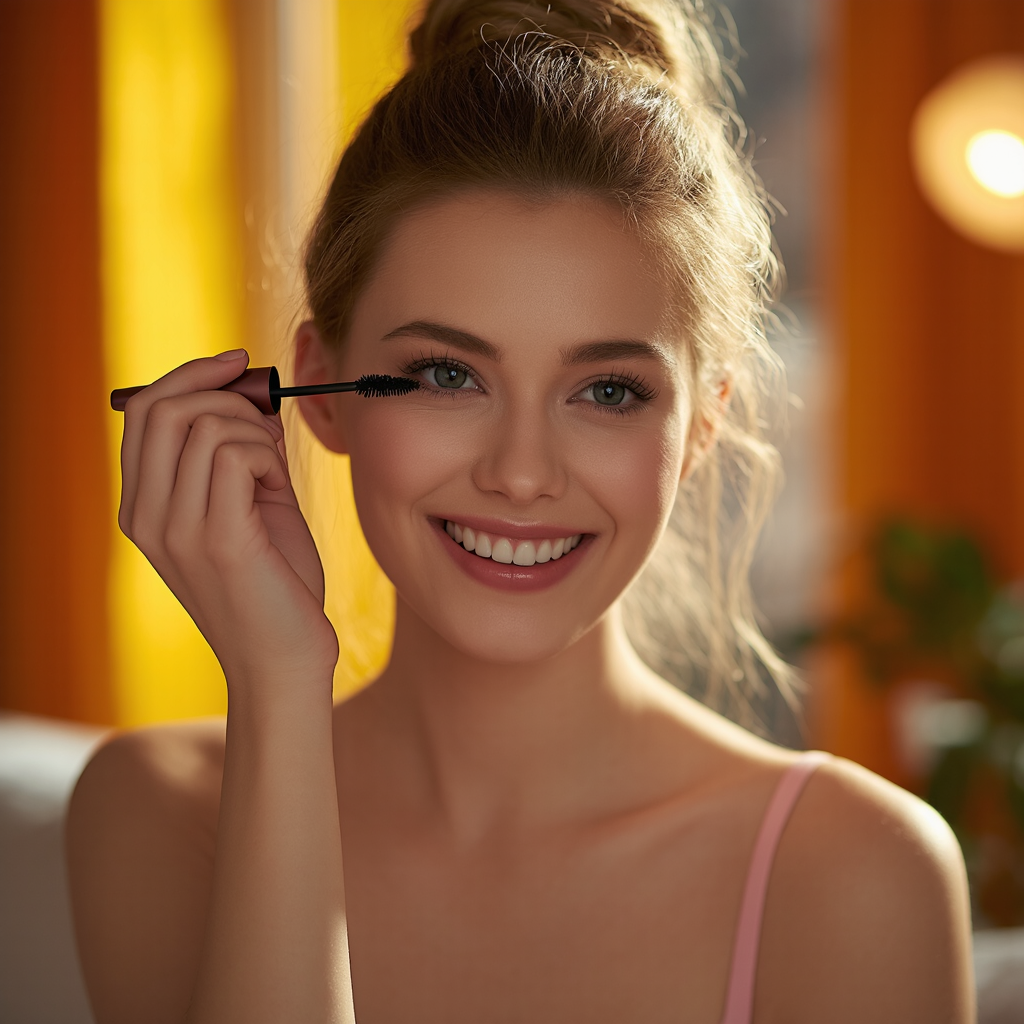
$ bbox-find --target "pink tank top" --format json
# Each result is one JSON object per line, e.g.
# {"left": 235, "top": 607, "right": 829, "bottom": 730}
{"left": 718, "top": 750, "right": 830, "bottom": 1024}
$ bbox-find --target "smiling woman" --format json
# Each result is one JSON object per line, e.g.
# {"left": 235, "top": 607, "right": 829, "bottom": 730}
{"left": 298, "top": 193, "right": 689, "bottom": 666}
{"left": 66, "top": 2, "right": 975, "bottom": 1023}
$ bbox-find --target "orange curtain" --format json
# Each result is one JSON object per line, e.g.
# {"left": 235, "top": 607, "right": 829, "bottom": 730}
{"left": 0, "top": 1, "right": 113, "bottom": 724}
{"left": 814, "top": 0, "right": 1024, "bottom": 780}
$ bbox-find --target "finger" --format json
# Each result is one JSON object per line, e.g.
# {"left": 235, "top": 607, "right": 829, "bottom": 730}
{"left": 120, "top": 351, "right": 250, "bottom": 534}
{"left": 254, "top": 420, "right": 301, "bottom": 508}
{"left": 136, "top": 390, "right": 280, "bottom": 514}
{"left": 166, "top": 415, "right": 289, "bottom": 532}
{"left": 205, "top": 442, "right": 290, "bottom": 555}
{"left": 125, "top": 387, "right": 280, "bottom": 542}
{"left": 275, "top": 417, "right": 289, "bottom": 459}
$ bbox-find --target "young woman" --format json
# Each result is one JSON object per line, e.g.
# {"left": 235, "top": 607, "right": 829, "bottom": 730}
{"left": 67, "top": 2, "right": 976, "bottom": 1022}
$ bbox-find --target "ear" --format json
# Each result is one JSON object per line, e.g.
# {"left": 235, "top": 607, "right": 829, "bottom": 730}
{"left": 679, "top": 375, "right": 732, "bottom": 482}
{"left": 293, "top": 320, "right": 348, "bottom": 454}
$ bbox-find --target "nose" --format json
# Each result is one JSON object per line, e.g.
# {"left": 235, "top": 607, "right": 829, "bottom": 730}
{"left": 470, "top": 402, "right": 568, "bottom": 505}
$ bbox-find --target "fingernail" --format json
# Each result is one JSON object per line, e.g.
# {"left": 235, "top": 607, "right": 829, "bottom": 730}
{"left": 215, "top": 348, "right": 247, "bottom": 362}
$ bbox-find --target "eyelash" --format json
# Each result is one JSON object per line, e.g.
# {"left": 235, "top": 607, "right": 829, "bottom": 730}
{"left": 403, "top": 352, "right": 476, "bottom": 398}
{"left": 581, "top": 370, "right": 659, "bottom": 413}
{"left": 401, "top": 350, "right": 659, "bottom": 415}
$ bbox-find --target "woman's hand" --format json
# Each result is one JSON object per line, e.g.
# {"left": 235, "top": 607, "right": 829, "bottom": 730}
{"left": 118, "top": 349, "right": 339, "bottom": 697}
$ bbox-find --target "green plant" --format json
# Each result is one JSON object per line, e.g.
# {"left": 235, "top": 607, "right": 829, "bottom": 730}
{"left": 798, "top": 519, "right": 1024, "bottom": 926}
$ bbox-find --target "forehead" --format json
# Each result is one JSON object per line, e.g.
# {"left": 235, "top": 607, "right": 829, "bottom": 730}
{"left": 353, "top": 190, "right": 681, "bottom": 354}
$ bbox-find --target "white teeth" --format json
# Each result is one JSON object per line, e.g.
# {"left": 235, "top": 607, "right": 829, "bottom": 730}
{"left": 513, "top": 540, "right": 536, "bottom": 566}
{"left": 445, "top": 521, "right": 583, "bottom": 566}
{"left": 491, "top": 538, "right": 514, "bottom": 564}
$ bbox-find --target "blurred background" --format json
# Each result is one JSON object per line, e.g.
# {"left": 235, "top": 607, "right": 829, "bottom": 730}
{"left": 1, "top": 0, "right": 1024, "bottom": 1019}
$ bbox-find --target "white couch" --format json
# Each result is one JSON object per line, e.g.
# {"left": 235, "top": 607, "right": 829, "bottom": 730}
{"left": 2, "top": 711, "right": 1023, "bottom": 1023}
{"left": 0, "top": 712, "right": 109, "bottom": 1024}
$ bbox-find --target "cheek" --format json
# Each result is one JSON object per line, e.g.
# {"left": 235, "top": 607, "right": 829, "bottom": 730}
{"left": 344, "top": 404, "right": 467, "bottom": 522}
{"left": 345, "top": 397, "right": 687, "bottom": 554}
{"left": 575, "top": 413, "right": 687, "bottom": 538}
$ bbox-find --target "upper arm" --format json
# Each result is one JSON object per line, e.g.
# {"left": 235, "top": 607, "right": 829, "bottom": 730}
{"left": 65, "top": 724, "right": 223, "bottom": 1024}
{"left": 762, "top": 757, "right": 976, "bottom": 1024}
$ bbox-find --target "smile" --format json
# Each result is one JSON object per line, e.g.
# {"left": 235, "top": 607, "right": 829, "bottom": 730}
{"left": 444, "top": 520, "right": 583, "bottom": 566}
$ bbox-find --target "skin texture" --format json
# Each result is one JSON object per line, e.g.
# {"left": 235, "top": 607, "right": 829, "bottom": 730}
{"left": 66, "top": 192, "right": 976, "bottom": 1024}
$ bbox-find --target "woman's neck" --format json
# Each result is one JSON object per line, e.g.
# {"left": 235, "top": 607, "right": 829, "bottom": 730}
{"left": 335, "top": 599, "right": 700, "bottom": 846}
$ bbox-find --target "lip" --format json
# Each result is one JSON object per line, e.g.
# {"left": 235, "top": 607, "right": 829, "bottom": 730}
{"left": 434, "top": 514, "right": 588, "bottom": 542}
{"left": 429, "top": 518, "right": 592, "bottom": 593}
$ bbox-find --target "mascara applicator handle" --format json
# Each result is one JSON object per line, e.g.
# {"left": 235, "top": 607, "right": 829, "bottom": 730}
{"left": 110, "top": 366, "right": 282, "bottom": 415}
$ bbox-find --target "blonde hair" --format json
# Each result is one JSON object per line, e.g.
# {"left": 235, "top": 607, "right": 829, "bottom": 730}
{"left": 303, "top": 0, "right": 801, "bottom": 732}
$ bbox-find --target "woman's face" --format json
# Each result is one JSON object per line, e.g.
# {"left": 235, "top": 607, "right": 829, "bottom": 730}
{"left": 313, "top": 191, "right": 694, "bottom": 666}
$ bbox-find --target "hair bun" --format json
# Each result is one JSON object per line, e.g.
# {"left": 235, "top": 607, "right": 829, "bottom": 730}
{"left": 408, "top": 0, "right": 729, "bottom": 105}
{"left": 409, "top": 0, "right": 677, "bottom": 74}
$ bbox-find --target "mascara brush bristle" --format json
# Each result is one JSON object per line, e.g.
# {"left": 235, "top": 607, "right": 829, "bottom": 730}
{"left": 355, "top": 374, "right": 420, "bottom": 397}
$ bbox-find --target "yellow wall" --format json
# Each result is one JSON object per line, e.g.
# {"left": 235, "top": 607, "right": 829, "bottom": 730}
{"left": 338, "top": 1, "right": 419, "bottom": 145}
{"left": 100, "top": 0, "right": 420, "bottom": 725}
{"left": 101, "top": 0, "right": 242, "bottom": 725}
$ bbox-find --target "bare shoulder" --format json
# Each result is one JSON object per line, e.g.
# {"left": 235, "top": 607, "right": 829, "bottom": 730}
{"left": 66, "top": 717, "right": 226, "bottom": 1024}
{"left": 70, "top": 717, "right": 226, "bottom": 855}
{"left": 96, "top": 713, "right": 222, "bottom": 777}
{"left": 758, "top": 753, "right": 976, "bottom": 1024}
{"left": 790, "top": 753, "right": 967, "bottom": 889}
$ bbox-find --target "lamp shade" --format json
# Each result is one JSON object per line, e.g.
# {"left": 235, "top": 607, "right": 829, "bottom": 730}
{"left": 910, "top": 56, "right": 1024, "bottom": 252}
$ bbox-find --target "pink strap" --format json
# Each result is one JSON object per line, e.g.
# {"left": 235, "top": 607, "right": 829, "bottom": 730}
{"left": 719, "top": 751, "right": 830, "bottom": 1024}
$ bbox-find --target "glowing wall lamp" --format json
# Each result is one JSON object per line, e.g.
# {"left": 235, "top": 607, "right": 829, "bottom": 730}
{"left": 911, "top": 56, "right": 1024, "bottom": 253}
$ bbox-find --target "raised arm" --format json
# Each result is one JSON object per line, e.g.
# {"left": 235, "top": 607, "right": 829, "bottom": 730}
{"left": 67, "top": 351, "right": 355, "bottom": 1024}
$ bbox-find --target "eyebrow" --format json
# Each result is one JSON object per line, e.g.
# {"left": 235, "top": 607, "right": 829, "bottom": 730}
{"left": 381, "top": 320, "right": 674, "bottom": 369}
{"left": 559, "top": 339, "right": 672, "bottom": 368}
{"left": 381, "top": 321, "right": 503, "bottom": 361}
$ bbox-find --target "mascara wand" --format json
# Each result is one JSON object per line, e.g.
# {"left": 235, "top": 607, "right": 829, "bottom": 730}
{"left": 110, "top": 366, "right": 420, "bottom": 415}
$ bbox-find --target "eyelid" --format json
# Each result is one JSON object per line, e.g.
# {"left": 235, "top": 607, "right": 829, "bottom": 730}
{"left": 402, "top": 350, "right": 484, "bottom": 393}
{"left": 573, "top": 370, "right": 659, "bottom": 406}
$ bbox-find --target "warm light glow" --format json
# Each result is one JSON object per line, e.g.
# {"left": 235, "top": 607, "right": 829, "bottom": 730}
{"left": 910, "top": 56, "right": 1024, "bottom": 252}
{"left": 101, "top": 0, "right": 241, "bottom": 725}
{"left": 965, "top": 129, "right": 1024, "bottom": 197}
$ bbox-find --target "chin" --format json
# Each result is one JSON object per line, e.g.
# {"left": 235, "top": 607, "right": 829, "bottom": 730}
{"left": 398, "top": 590, "right": 604, "bottom": 669}
{"left": 449, "top": 629, "right": 588, "bottom": 669}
